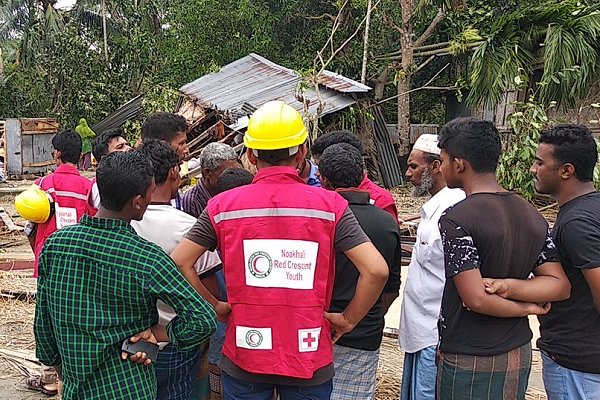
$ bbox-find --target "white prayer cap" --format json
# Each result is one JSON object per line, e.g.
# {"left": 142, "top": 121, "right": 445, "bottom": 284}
{"left": 412, "top": 134, "right": 440, "bottom": 155}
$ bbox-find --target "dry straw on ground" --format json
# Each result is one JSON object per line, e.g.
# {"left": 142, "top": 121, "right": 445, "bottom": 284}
{"left": 0, "top": 272, "right": 36, "bottom": 351}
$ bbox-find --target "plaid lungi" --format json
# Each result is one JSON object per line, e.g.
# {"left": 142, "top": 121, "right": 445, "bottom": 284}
{"left": 436, "top": 342, "right": 532, "bottom": 400}
{"left": 332, "top": 345, "right": 380, "bottom": 400}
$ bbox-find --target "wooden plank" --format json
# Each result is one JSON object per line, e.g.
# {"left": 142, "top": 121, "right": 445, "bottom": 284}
{"left": 20, "top": 118, "right": 59, "bottom": 133}
{"left": 187, "top": 130, "right": 212, "bottom": 150}
{"left": 0, "top": 186, "right": 29, "bottom": 195}
{"left": 20, "top": 133, "right": 34, "bottom": 172}
{"left": 22, "top": 160, "right": 55, "bottom": 168}
{"left": 187, "top": 120, "right": 223, "bottom": 150}
{"left": 182, "top": 166, "right": 202, "bottom": 180}
{"left": 0, "top": 260, "right": 34, "bottom": 271}
{"left": 0, "top": 207, "right": 19, "bottom": 231}
{"left": 5, "top": 118, "right": 22, "bottom": 176}
{"left": 1, "top": 252, "right": 34, "bottom": 261}
{"left": 23, "top": 133, "right": 54, "bottom": 174}
{"left": 21, "top": 130, "right": 58, "bottom": 135}
{"left": 33, "top": 133, "right": 54, "bottom": 164}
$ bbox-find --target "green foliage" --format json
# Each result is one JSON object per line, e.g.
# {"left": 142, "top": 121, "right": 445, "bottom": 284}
{"left": 122, "top": 83, "right": 180, "bottom": 143}
{"left": 1, "top": 0, "right": 599, "bottom": 146}
{"left": 329, "top": 105, "right": 374, "bottom": 134}
{"left": 497, "top": 97, "right": 551, "bottom": 200}
{"left": 467, "top": 1, "right": 600, "bottom": 109}
{"left": 0, "top": 0, "right": 157, "bottom": 127}
{"left": 448, "top": 28, "right": 481, "bottom": 55}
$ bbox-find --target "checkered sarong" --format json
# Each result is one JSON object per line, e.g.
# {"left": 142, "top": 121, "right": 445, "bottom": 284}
{"left": 332, "top": 345, "right": 380, "bottom": 400}
{"left": 436, "top": 342, "right": 532, "bottom": 400}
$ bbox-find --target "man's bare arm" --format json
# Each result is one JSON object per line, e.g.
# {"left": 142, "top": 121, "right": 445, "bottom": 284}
{"left": 483, "top": 262, "right": 570, "bottom": 303}
{"left": 455, "top": 269, "right": 551, "bottom": 318}
{"left": 171, "top": 238, "right": 214, "bottom": 302}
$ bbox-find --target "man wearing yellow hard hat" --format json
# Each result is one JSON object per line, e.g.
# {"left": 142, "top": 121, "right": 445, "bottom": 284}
{"left": 15, "top": 130, "right": 95, "bottom": 278}
{"left": 171, "top": 100, "right": 389, "bottom": 399}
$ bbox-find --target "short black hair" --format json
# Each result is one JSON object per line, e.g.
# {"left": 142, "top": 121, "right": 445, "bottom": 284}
{"left": 96, "top": 151, "right": 153, "bottom": 211}
{"left": 255, "top": 148, "right": 296, "bottom": 165}
{"left": 540, "top": 124, "right": 598, "bottom": 182}
{"left": 438, "top": 117, "right": 501, "bottom": 173}
{"left": 141, "top": 112, "right": 188, "bottom": 142}
{"left": 319, "top": 143, "right": 365, "bottom": 189}
{"left": 215, "top": 167, "right": 254, "bottom": 194}
{"left": 92, "top": 128, "right": 125, "bottom": 161}
{"left": 136, "top": 139, "right": 179, "bottom": 185}
{"left": 311, "top": 130, "right": 363, "bottom": 158}
{"left": 52, "top": 130, "right": 82, "bottom": 164}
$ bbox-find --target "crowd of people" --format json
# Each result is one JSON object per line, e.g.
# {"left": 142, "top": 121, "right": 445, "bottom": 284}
{"left": 15, "top": 100, "right": 600, "bottom": 400}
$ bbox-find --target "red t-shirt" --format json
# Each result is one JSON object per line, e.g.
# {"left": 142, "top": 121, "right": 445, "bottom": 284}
{"left": 358, "top": 175, "right": 398, "bottom": 223}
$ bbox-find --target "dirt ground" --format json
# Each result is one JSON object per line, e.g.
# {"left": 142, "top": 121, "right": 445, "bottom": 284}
{"left": 0, "top": 182, "right": 553, "bottom": 399}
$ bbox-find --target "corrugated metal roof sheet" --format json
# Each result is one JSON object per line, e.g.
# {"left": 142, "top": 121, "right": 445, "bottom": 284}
{"left": 318, "top": 70, "right": 371, "bottom": 93}
{"left": 91, "top": 95, "right": 143, "bottom": 134}
{"left": 179, "top": 53, "right": 371, "bottom": 122}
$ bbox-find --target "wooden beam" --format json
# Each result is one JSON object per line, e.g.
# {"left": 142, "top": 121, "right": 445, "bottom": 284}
{"left": 0, "top": 207, "right": 20, "bottom": 231}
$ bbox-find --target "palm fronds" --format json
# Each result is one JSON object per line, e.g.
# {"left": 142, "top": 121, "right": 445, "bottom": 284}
{"left": 0, "top": 0, "right": 33, "bottom": 41}
{"left": 540, "top": 6, "right": 600, "bottom": 106}
{"left": 467, "top": 0, "right": 600, "bottom": 109}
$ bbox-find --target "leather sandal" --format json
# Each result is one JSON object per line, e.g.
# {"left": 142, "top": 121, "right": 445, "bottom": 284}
{"left": 26, "top": 375, "right": 59, "bottom": 396}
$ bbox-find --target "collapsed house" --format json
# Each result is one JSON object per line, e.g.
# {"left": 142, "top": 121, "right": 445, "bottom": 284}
{"left": 175, "top": 53, "right": 404, "bottom": 188}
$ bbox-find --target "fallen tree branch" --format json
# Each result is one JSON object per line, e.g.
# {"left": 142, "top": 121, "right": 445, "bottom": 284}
{"left": 415, "top": 55, "right": 435, "bottom": 74}
{"left": 367, "top": 63, "right": 450, "bottom": 107}
{"left": 381, "top": 12, "right": 403, "bottom": 35}
{"left": 375, "top": 40, "right": 484, "bottom": 60}
{"left": 317, "top": 0, "right": 382, "bottom": 75}
{"left": 414, "top": 8, "right": 445, "bottom": 48}
{"left": 301, "top": 13, "right": 337, "bottom": 22}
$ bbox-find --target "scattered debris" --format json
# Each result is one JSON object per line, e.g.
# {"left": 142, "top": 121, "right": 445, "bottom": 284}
{"left": 1, "top": 207, "right": 21, "bottom": 232}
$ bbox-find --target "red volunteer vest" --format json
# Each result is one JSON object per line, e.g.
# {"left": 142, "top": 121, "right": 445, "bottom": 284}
{"left": 34, "top": 164, "right": 94, "bottom": 277}
{"left": 207, "top": 167, "right": 348, "bottom": 379}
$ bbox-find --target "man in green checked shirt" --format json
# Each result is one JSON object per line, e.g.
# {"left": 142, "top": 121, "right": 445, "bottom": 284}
{"left": 34, "top": 151, "right": 217, "bottom": 400}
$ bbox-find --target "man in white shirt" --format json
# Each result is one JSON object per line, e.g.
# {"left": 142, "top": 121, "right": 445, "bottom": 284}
{"left": 399, "top": 134, "right": 465, "bottom": 400}
{"left": 131, "top": 139, "right": 221, "bottom": 400}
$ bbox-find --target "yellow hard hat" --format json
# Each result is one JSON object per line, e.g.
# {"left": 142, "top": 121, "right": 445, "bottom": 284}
{"left": 15, "top": 185, "right": 52, "bottom": 223}
{"left": 244, "top": 101, "right": 307, "bottom": 150}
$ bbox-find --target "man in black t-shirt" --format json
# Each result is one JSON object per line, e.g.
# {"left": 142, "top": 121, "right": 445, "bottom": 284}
{"left": 435, "top": 118, "right": 570, "bottom": 400}
{"left": 319, "top": 143, "right": 401, "bottom": 400}
{"left": 528, "top": 124, "right": 600, "bottom": 399}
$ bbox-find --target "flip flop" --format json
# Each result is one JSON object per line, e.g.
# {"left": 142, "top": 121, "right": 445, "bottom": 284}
{"left": 26, "top": 375, "right": 59, "bottom": 396}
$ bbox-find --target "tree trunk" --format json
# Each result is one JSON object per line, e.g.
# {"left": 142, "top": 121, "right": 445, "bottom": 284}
{"left": 102, "top": 0, "right": 108, "bottom": 62}
{"left": 373, "top": 67, "right": 390, "bottom": 100}
{"left": 397, "top": 0, "right": 413, "bottom": 156}
{"left": 360, "top": 0, "right": 372, "bottom": 85}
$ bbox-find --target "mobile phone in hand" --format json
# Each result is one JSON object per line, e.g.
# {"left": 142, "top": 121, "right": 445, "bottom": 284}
{"left": 121, "top": 339, "right": 159, "bottom": 363}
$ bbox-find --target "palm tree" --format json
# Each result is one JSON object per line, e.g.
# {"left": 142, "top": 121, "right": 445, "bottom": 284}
{"left": 467, "top": 0, "right": 600, "bottom": 108}
{"left": 0, "top": 0, "right": 64, "bottom": 67}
